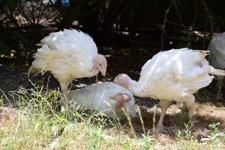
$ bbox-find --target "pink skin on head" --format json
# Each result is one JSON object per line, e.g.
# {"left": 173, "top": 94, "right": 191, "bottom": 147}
{"left": 110, "top": 93, "right": 132, "bottom": 108}
{"left": 92, "top": 54, "right": 107, "bottom": 76}
{"left": 113, "top": 73, "right": 131, "bottom": 89}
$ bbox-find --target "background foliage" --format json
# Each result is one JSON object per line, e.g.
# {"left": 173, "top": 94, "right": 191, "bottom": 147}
{"left": 0, "top": 0, "right": 225, "bottom": 59}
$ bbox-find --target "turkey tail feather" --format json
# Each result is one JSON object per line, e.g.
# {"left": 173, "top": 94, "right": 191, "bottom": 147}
{"left": 198, "top": 50, "right": 210, "bottom": 55}
{"left": 28, "top": 66, "right": 41, "bottom": 77}
{"left": 195, "top": 50, "right": 210, "bottom": 57}
{"left": 209, "top": 66, "right": 225, "bottom": 76}
{"left": 35, "top": 42, "right": 43, "bottom": 47}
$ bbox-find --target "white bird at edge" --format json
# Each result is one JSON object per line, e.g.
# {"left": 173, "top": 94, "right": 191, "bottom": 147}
{"left": 28, "top": 29, "right": 107, "bottom": 109}
{"left": 113, "top": 48, "right": 225, "bottom": 132}
{"left": 67, "top": 82, "right": 136, "bottom": 119}
{"left": 208, "top": 32, "right": 225, "bottom": 100}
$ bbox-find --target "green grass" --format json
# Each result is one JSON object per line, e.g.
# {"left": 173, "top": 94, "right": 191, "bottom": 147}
{"left": 0, "top": 86, "right": 225, "bottom": 149}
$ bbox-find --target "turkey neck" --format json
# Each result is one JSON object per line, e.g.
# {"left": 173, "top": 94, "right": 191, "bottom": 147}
{"left": 128, "top": 79, "right": 146, "bottom": 97}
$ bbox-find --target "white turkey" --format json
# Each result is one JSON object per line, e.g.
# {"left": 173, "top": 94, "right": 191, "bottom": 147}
{"left": 28, "top": 29, "right": 107, "bottom": 108}
{"left": 208, "top": 32, "right": 225, "bottom": 100}
{"left": 114, "top": 48, "right": 225, "bottom": 132}
{"left": 67, "top": 82, "right": 136, "bottom": 119}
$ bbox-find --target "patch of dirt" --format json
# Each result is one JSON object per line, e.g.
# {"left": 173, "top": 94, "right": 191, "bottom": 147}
{"left": 127, "top": 101, "right": 225, "bottom": 144}
{"left": 0, "top": 106, "right": 17, "bottom": 127}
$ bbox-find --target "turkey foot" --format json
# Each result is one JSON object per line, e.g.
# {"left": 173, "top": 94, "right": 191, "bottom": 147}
{"left": 188, "top": 117, "right": 197, "bottom": 130}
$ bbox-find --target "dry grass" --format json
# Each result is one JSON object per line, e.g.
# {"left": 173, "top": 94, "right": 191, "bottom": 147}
{"left": 0, "top": 87, "right": 225, "bottom": 149}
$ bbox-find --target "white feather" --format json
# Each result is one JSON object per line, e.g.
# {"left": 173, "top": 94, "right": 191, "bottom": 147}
{"left": 31, "top": 29, "right": 99, "bottom": 84}
{"left": 208, "top": 32, "right": 225, "bottom": 69}
{"left": 208, "top": 32, "right": 225, "bottom": 99}
{"left": 114, "top": 48, "right": 225, "bottom": 130}
{"left": 67, "top": 82, "right": 136, "bottom": 119}
{"left": 129, "top": 48, "right": 215, "bottom": 101}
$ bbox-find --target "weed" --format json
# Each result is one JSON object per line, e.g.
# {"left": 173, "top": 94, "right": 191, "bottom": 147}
{"left": 177, "top": 123, "right": 192, "bottom": 140}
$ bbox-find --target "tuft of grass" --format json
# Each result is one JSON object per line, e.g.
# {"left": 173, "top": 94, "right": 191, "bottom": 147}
{"left": 0, "top": 86, "right": 156, "bottom": 149}
{"left": 1, "top": 85, "right": 225, "bottom": 149}
{"left": 177, "top": 123, "right": 192, "bottom": 140}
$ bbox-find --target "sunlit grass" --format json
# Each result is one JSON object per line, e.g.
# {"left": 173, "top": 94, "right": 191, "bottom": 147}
{"left": 0, "top": 86, "right": 155, "bottom": 149}
{"left": 0, "top": 85, "right": 225, "bottom": 149}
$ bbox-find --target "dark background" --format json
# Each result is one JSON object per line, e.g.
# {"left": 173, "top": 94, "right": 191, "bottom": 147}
{"left": 0, "top": 0, "right": 224, "bottom": 98}
{"left": 1, "top": 0, "right": 225, "bottom": 58}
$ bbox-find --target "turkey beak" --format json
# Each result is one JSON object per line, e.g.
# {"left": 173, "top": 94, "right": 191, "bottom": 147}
{"left": 92, "top": 65, "right": 106, "bottom": 76}
{"left": 97, "top": 64, "right": 106, "bottom": 77}
{"left": 100, "top": 68, "right": 106, "bottom": 77}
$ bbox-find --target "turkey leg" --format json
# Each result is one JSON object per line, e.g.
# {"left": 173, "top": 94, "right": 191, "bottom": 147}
{"left": 155, "top": 100, "right": 170, "bottom": 132}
